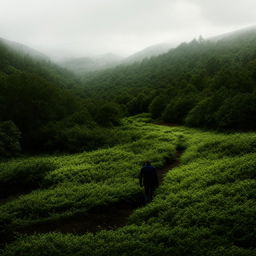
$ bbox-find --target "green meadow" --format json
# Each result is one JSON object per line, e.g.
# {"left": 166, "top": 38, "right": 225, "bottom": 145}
{"left": 1, "top": 115, "right": 255, "bottom": 256}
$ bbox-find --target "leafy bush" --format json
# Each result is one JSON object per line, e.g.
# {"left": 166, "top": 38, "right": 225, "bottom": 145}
{"left": 0, "top": 159, "right": 56, "bottom": 198}
{"left": 40, "top": 124, "right": 113, "bottom": 153}
{"left": 1, "top": 117, "right": 256, "bottom": 255}
{"left": 0, "top": 121, "right": 21, "bottom": 158}
{"left": 93, "top": 102, "right": 123, "bottom": 127}
{"left": 83, "top": 30, "right": 256, "bottom": 131}
{"left": 0, "top": 116, "right": 179, "bottom": 230}
{"left": 148, "top": 95, "right": 169, "bottom": 119}
{"left": 216, "top": 93, "right": 256, "bottom": 130}
{"left": 162, "top": 95, "right": 198, "bottom": 123}
{"left": 181, "top": 132, "right": 256, "bottom": 163}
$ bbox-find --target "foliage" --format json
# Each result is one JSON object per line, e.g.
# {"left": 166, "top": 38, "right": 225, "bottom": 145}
{"left": 93, "top": 102, "right": 123, "bottom": 126}
{"left": 216, "top": 93, "right": 256, "bottom": 129}
{"left": 1, "top": 117, "right": 256, "bottom": 255}
{"left": 0, "top": 121, "right": 21, "bottom": 158}
{"left": 162, "top": 93, "right": 199, "bottom": 123}
{"left": 83, "top": 30, "right": 256, "bottom": 130}
{"left": 0, "top": 41, "right": 124, "bottom": 154}
{"left": 149, "top": 94, "right": 169, "bottom": 119}
{"left": 1, "top": 29, "right": 256, "bottom": 256}
{"left": 0, "top": 159, "right": 56, "bottom": 198}
{"left": 0, "top": 116, "right": 178, "bottom": 230}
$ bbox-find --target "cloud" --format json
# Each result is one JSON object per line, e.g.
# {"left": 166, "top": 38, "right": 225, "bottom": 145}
{"left": 192, "top": 0, "right": 256, "bottom": 26}
{"left": 0, "top": 0, "right": 255, "bottom": 59}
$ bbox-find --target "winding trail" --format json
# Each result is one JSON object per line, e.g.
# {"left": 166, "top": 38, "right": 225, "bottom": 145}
{"left": 1, "top": 148, "right": 183, "bottom": 247}
{"left": 16, "top": 151, "right": 182, "bottom": 236}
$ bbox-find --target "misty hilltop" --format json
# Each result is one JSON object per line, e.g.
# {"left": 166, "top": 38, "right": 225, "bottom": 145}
{"left": 209, "top": 25, "right": 256, "bottom": 42}
{"left": 58, "top": 43, "right": 175, "bottom": 74}
{"left": 124, "top": 42, "right": 175, "bottom": 64}
{"left": 81, "top": 25, "right": 256, "bottom": 130}
{"left": 59, "top": 26, "right": 256, "bottom": 74}
{"left": 1, "top": 23, "right": 256, "bottom": 256}
{"left": 0, "top": 1, "right": 256, "bottom": 253}
{"left": 59, "top": 53, "right": 123, "bottom": 74}
{"left": 0, "top": 37, "right": 49, "bottom": 61}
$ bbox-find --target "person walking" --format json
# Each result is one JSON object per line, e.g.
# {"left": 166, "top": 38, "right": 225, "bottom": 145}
{"left": 139, "top": 161, "right": 159, "bottom": 204}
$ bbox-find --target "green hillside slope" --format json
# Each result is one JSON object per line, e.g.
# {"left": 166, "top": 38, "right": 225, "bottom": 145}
{"left": 83, "top": 28, "right": 256, "bottom": 130}
{"left": 0, "top": 39, "right": 123, "bottom": 155}
{"left": 0, "top": 38, "right": 77, "bottom": 88}
{"left": 1, "top": 115, "right": 255, "bottom": 256}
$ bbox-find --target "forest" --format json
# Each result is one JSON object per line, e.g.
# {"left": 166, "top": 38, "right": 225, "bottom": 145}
{"left": 1, "top": 29, "right": 256, "bottom": 157}
{"left": 0, "top": 40, "right": 123, "bottom": 156}
{"left": 0, "top": 115, "right": 255, "bottom": 256}
{"left": 0, "top": 27, "right": 255, "bottom": 256}
{"left": 82, "top": 29, "right": 256, "bottom": 130}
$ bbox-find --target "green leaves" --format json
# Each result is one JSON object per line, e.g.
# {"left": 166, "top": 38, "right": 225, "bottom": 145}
{"left": 0, "top": 116, "right": 179, "bottom": 229}
{"left": 2, "top": 116, "right": 256, "bottom": 256}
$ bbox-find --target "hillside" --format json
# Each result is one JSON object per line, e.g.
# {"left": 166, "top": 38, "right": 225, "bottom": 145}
{"left": 209, "top": 25, "right": 256, "bottom": 42}
{"left": 59, "top": 53, "right": 123, "bottom": 74}
{"left": 0, "top": 37, "right": 78, "bottom": 87}
{"left": 0, "top": 115, "right": 255, "bottom": 255}
{"left": 124, "top": 42, "right": 174, "bottom": 64}
{"left": 0, "top": 38, "right": 123, "bottom": 155}
{"left": 0, "top": 27, "right": 256, "bottom": 256}
{"left": 59, "top": 42, "right": 175, "bottom": 74}
{"left": 82, "top": 27, "right": 256, "bottom": 130}
{"left": 0, "top": 38, "right": 49, "bottom": 60}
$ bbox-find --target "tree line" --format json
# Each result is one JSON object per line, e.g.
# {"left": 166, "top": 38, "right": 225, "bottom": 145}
{"left": 1, "top": 29, "right": 256, "bottom": 157}
{"left": 83, "top": 30, "right": 256, "bottom": 131}
{"left": 0, "top": 41, "right": 122, "bottom": 157}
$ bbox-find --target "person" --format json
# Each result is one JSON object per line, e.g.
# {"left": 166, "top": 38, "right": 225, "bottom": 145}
{"left": 139, "top": 160, "right": 159, "bottom": 204}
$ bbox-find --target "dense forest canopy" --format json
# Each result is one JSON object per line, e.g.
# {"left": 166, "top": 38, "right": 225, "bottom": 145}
{"left": 82, "top": 28, "right": 256, "bottom": 130}
{"left": 0, "top": 13, "right": 256, "bottom": 256}
{"left": 0, "top": 40, "right": 123, "bottom": 156}
{"left": 1, "top": 28, "right": 256, "bottom": 157}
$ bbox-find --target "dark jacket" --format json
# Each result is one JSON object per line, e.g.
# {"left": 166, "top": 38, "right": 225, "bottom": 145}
{"left": 139, "top": 164, "right": 158, "bottom": 188}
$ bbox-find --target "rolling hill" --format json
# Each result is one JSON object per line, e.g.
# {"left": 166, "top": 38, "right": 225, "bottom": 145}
{"left": 0, "top": 37, "right": 79, "bottom": 87}
{"left": 82, "top": 26, "right": 256, "bottom": 130}
{"left": 124, "top": 42, "right": 175, "bottom": 64}
{"left": 59, "top": 53, "right": 123, "bottom": 74}
{"left": 0, "top": 23, "right": 256, "bottom": 256}
{"left": 0, "top": 37, "right": 122, "bottom": 154}
{"left": 59, "top": 43, "right": 175, "bottom": 74}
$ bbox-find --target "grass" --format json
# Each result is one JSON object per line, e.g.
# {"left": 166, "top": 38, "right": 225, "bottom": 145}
{"left": 0, "top": 114, "right": 179, "bottom": 230}
{"left": 1, "top": 115, "right": 256, "bottom": 256}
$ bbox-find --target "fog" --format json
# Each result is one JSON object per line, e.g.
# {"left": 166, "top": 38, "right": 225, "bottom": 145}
{"left": 1, "top": 0, "right": 255, "bottom": 60}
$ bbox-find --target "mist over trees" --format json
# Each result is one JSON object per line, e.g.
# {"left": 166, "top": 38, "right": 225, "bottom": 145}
{"left": 0, "top": 40, "right": 123, "bottom": 156}
{"left": 0, "top": 15, "right": 256, "bottom": 256}
{"left": 83, "top": 28, "right": 256, "bottom": 130}
{"left": 1, "top": 27, "right": 256, "bottom": 157}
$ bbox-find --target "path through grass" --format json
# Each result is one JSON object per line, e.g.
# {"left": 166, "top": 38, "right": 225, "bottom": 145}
{"left": 1, "top": 115, "right": 255, "bottom": 256}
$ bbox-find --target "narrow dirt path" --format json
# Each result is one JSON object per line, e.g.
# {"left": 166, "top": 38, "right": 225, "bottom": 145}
{"left": 16, "top": 201, "right": 141, "bottom": 236}
{"left": 157, "top": 151, "right": 182, "bottom": 183}
{"left": 0, "top": 151, "right": 182, "bottom": 248}
{"left": 19, "top": 151, "right": 182, "bottom": 236}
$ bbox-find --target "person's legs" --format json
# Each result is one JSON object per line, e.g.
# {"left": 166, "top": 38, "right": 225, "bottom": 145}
{"left": 144, "top": 185, "right": 151, "bottom": 204}
{"left": 149, "top": 186, "right": 154, "bottom": 202}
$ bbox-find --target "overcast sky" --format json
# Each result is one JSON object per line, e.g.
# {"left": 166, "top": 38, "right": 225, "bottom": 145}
{"left": 0, "top": 0, "right": 255, "bottom": 59}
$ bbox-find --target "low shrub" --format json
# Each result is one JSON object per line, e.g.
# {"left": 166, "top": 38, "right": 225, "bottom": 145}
{"left": 0, "top": 159, "right": 56, "bottom": 198}
{"left": 0, "top": 121, "right": 21, "bottom": 158}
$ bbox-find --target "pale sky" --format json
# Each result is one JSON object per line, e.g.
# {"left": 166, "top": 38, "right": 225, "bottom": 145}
{"left": 0, "top": 0, "right": 255, "bottom": 59}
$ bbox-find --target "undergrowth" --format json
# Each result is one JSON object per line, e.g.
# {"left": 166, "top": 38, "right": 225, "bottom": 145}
{"left": 1, "top": 115, "right": 255, "bottom": 256}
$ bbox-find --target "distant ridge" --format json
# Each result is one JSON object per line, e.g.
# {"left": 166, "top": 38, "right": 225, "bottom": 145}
{"left": 0, "top": 37, "right": 49, "bottom": 60}
{"left": 59, "top": 53, "right": 123, "bottom": 73}
{"left": 209, "top": 25, "right": 256, "bottom": 42}
{"left": 124, "top": 25, "right": 256, "bottom": 65}
{"left": 3, "top": 25, "right": 254, "bottom": 75}
{"left": 124, "top": 42, "right": 175, "bottom": 64}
